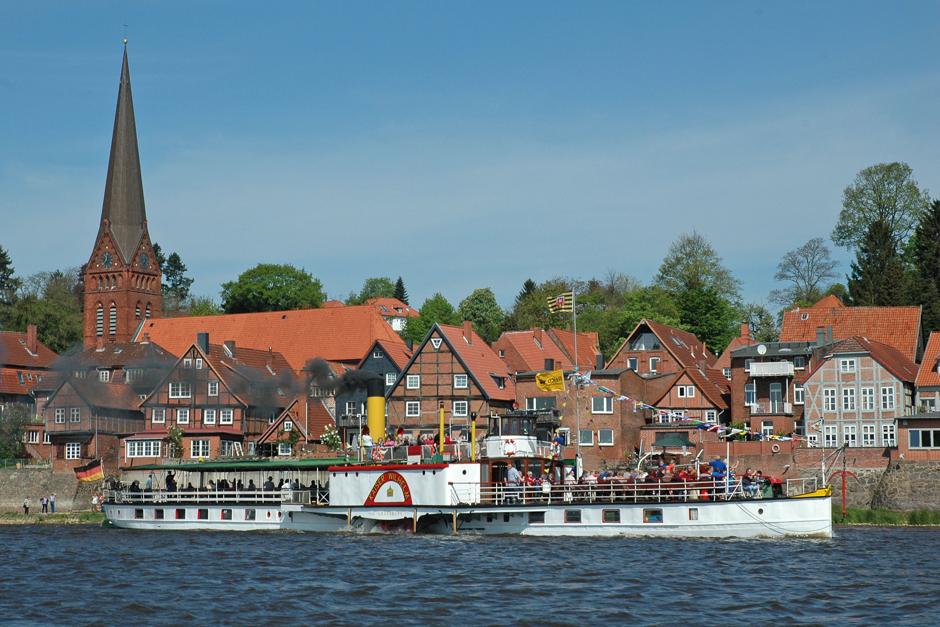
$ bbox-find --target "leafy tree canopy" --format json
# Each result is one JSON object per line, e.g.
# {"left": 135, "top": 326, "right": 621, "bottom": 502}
{"left": 346, "top": 277, "right": 396, "bottom": 305}
{"left": 402, "top": 293, "right": 459, "bottom": 344}
{"left": 183, "top": 296, "right": 223, "bottom": 317}
{"left": 220, "top": 264, "right": 324, "bottom": 314}
{"left": 0, "top": 404, "right": 32, "bottom": 459}
{"left": 1, "top": 268, "right": 83, "bottom": 353}
{"left": 677, "top": 285, "right": 739, "bottom": 354}
{"left": 457, "top": 288, "right": 505, "bottom": 343}
{"left": 654, "top": 231, "right": 740, "bottom": 302}
{"left": 0, "top": 245, "right": 21, "bottom": 306}
{"left": 741, "top": 303, "right": 779, "bottom": 343}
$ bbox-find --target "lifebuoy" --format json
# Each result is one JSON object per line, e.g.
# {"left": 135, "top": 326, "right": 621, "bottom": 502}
{"left": 504, "top": 439, "right": 516, "bottom": 457}
{"left": 771, "top": 443, "right": 781, "bottom": 454}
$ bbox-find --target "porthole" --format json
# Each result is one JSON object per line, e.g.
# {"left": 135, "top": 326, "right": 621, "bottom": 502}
{"left": 758, "top": 508, "right": 764, "bottom": 515}
{"left": 462, "top": 469, "right": 467, "bottom": 475}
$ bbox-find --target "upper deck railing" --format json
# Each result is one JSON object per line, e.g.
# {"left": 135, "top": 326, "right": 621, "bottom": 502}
{"left": 103, "top": 488, "right": 328, "bottom": 506}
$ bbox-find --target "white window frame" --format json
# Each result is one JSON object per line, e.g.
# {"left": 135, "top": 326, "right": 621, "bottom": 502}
{"left": 152, "top": 408, "right": 166, "bottom": 424}
{"left": 839, "top": 358, "right": 857, "bottom": 373}
{"left": 405, "top": 401, "right": 420, "bottom": 417}
{"left": 823, "top": 388, "right": 837, "bottom": 412}
{"left": 176, "top": 408, "right": 190, "bottom": 424}
{"left": 843, "top": 424, "right": 857, "bottom": 447}
{"left": 191, "top": 439, "right": 210, "bottom": 458}
{"left": 627, "top": 357, "right": 638, "bottom": 371}
{"left": 649, "top": 357, "right": 660, "bottom": 373}
{"left": 345, "top": 401, "right": 359, "bottom": 416}
{"left": 677, "top": 385, "right": 695, "bottom": 398}
{"left": 793, "top": 385, "right": 804, "bottom": 405}
{"left": 794, "top": 356, "right": 806, "bottom": 369}
{"left": 183, "top": 358, "right": 193, "bottom": 369}
{"left": 842, "top": 388, "right": 856, "bottom": 411}
{"left": 27, "top": 430, "right": 39, "bottom": 444}
{"left": 881, "top": 386, "right": 896, "bottom": 411}
{"left": 722, "top": 367, "right": 731, "bottom": 380}
{"left": 453, "top": 400, "right": 468, "bottom": 417}
{"left": 69, "top": 407, "right": 81, "bottom": 423}
{"left": 591, "top": 396, "right": 613, "bottom": 414}
{"left": 744, "top": 383, "right": 756, "bottom": 405}
{"left": 126, "top": 440, "right": 161, "bottom": 459}
{"left": 555, "top": 428, "right": 570, "bottom": 446}
{"left": 597, "top": 428, "right": 614, "bottom": 447}
{"left": 220, "top": 409, "right": 234, "bottom": 425}
{"left": 208, "top": 381, "right": 219, "bottom": 397}
{"left": 704, "top": 410, "right": 717, "bottom": 423}
{"left": 65, "top": 442, "right": 81, "bottom": 460}
{"left": 824, "top": 425, "right": 838, "bottom": 447}
{"left": 203, "top": 409, "right": 216, "bottom": 425}
{"left": 385, "top": 372, "right": 396, "bottom": 386}
{"left": 578, "top": 429, "right": 594, "bottom": 446}
{"left": 882, "top": 423, "right": 896, "bottom": 446}
{"left": 373, "top": 349, "right": 384, "bottom": 359}
{"left": 169, "top": 382, "right": 192, "bottom": 399}
{"left": 861, "top": 387, "right": 875, "bottom": 411}
{"left": 283, "top": 420, "right": 293, "bottom": 431}
{"left": 98, "top": 369, "right": 110, "bottom": 383}
{"left": 862, "top": 424, "right": 876, "bottom": 447}
{"left": 453, "top": 374, "right": 469, "bottom": 389}
{"left": 195, "top": 358, "right": 203, "bottom": 369}
{"left": 406, "top": 375, "right": 420, "bottom": 389}
{"left": 278, "top": 442, "right": 292, "bottom": 456}
{"left": 761, "top": 421, "right": 774, "bottom": 437}
{"left": 54, "top": 408, "right": 65, "bottom": 424}
{"left": 43, "top": 432, "right": 51, "bottom": 444}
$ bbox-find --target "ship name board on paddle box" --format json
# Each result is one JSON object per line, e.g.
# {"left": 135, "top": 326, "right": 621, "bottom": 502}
{"left": 328, "top": 463, "right": 481, "bottom": 506}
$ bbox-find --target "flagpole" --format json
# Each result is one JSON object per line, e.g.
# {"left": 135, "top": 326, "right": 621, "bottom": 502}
{"left": 572, "top": 290, "right": 582, "bottom": 477}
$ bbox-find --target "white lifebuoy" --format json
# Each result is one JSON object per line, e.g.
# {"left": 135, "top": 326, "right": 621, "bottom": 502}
{"left": 503, "top": 439, "right": 516, "bottom": 457}
{"left": 771, "top": 443, "right": 781, "bottom": 454}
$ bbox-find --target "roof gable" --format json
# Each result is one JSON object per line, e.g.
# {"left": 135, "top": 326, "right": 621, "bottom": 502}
{"left": 916, "top": 331, "right": 940, "bottom": 388}
{"left": 607, "top": 319, "right": 715, "bottom": 370}
{"left": 807, "top": 336, "right": 918, "bottom": 383}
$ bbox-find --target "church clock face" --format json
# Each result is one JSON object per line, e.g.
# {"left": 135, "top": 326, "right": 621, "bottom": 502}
{"left": 101, "top": 251, "right": 113, "bottom": 267}
{"left": 139, "top": 252, "right": 150, "bottom": 269}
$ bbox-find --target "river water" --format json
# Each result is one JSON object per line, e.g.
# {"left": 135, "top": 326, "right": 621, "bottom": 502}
{"left": 1, "top": 525, "right": 936, "bottom": 625}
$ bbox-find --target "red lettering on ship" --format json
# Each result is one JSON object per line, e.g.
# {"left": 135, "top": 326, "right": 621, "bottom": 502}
{"left": 364, "top": 471, "right": 413, "bottom": 506}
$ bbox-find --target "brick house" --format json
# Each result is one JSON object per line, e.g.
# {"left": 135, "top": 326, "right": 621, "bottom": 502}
{"left": 713, "top": 323, "right": 756, "bottom": 381}
{"left": 124, "top": 335, "right": 293, "bottom": 467}
{"left": 895, "top": 412, "right": 940, "bottom": 461}
{"left": 780, "top": 295, "right": 922, "bottom": 361}
{"left": 386, "top": 322, "right": 514, "bottom": 435}
{"left": 605, "top": 319, "right": 715, "bottom": 374}
{"left": 1, "top": 325, "right": 58, "bottom": 460}
{"left": 648, "top": 366, "right": 730, "bottom": 425}
{"left": 914, "top": 331, "right": 940, "bottom": 412}
{"left": 493, "top": 328, "right": 602, "bottom": 374}
{"left": 802, "top": 336, "right": 917, "bottom": 448}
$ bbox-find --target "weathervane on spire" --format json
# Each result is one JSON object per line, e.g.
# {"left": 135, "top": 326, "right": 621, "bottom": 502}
{"left": 123, "top": 23, "right": 128, "bottom": 46}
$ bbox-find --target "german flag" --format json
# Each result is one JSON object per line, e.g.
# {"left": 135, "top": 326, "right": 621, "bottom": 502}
{"left": 74, "top": 459, "right": 104, "bottom": 482}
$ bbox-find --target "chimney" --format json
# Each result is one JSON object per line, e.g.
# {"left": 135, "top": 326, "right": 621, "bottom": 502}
{"left": 531, "top": 327, "right": 542, "bottom": 346}
{"left": 545, "top": 358, "right": 555, "bottom": 371}
{"left": 827, "top": 325, "right": 834, "bottom": 344}
{"left": 26, "top": 324, "right": 37, "bottom": 354}
{"left": 740, "top": 323, "right": 750, "bottom": 339}
{"left": 596, "top": 353, "right": 605, "bottom": 370}
{"left": 196, "top": 332, "right": 209, "bottom": 354}
{"left": 462, "top": 320, "right": 473, "bottom": 344}
{"left": 224, "top": 340, "right": 236, "bottom": 357}
{"left": 95, "top": 336, "right": 105, "bottom": 351}
{"left": 815, "top": 327, "right": 826, "bottom": 347}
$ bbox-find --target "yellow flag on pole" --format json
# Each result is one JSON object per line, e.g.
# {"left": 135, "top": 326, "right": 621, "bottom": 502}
{"left": 536, "top": 369, "right": 565, "bottom": 392}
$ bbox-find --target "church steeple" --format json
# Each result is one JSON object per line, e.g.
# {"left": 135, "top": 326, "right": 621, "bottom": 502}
{"left": 84, "top": 44, "right": 162, "bottom": 349}
{"left": 99, "top": 43, "right": 147, "bottom": 264}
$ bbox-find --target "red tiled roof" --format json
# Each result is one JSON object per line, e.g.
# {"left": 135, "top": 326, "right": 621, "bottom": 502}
{"left": 321, "top": 300, "right": 346, "bottom": 308}
{"left": 54, "top": 378, "right": 144, "bottom": 412}
{"left": 436, "top": 324, "right": 515, "bottom": 402}
{"left": 0, "top": 367, "right": 50, "bottom": 396}
{"left": 915, "top": 332, "right": 940, "bottom": 388}
{"left": 204, "top": 343, "right": 292, "bottom": 375}
{"left": 0, "top": 331, "right": 58, "bottom": 369}
{"left": 811, "top": 336, "right": 918, "bottom": 383}
{"left": 357, "top": 339, "right": 412, "bottom": 371}
{"left": 548, "top": 328, "right": 601, "bottom": 370}
{"left": 58, "top": 341, "right": 175, "bottom": 369}
{"left": 135, "top": 305, "right": 405, "bottom": 370}
{"left": 493, "top": 329, "right": 574, "bottom": 373}
{"left": 366, "top": 297, "right": 420, "bottom": 319}
{"left": 607, "top": 319, "right": 716, "bottom": 370}
{"left": 780, "top": 296, "right": 921, "bottom": 361}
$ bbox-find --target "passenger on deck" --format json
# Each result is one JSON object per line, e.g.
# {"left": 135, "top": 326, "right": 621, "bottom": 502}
{"left": 263, "top": 476, "right": 275, "bottom": 491}
{"left": 165, "top": 472, "right": 177, "bottom": 492}
{"left": 208, "top": 480, "right": 217, "bottom": 491}
{"left": 144, "top": 474, "right": 153, "bottom": 491}
{"left": 248, "top": 479, "right": 257, "bottom": 491}
{"left": 564, "top": 467, "right": 576, "bottom": 485}
{"left": 184, "top": 482, "right": 195, "bottom": 492}
{"left": 506, "top": 464, "right": 523, "bottom": 502}
{"left": 361, "top": 426, "right": 374, "bottom": 456}
{"left": 395, "top": 427, "right": 406, "bottom": 445}
{"left": 236, "top": 480, "right": 245, "bottom": 491}
{"left": 708, "top": 456, "right": 727, "bottom": 481}
{"left": 742, "top": 469, "right": 758, "bottom": 497}
{"left": 128, "top": 480, "right": 141, "bottom": 493}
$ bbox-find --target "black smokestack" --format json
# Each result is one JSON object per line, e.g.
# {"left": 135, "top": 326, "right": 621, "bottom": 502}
{"left": 302, "top": 357, "right": 381, "bottom": 396}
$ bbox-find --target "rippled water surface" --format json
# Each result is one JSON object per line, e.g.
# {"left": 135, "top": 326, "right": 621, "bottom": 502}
{"left": 1, "top": 525, "right": 938, "bottom": 625}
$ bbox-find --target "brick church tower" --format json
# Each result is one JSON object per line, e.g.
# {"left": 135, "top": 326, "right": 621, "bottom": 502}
{"left": 83, "top": 45, "right": 162, "bottom": 348}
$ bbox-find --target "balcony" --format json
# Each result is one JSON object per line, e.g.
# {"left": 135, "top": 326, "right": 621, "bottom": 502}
{"left": 748, "top": 401, "right": 793, "bottom": 416}
{"left": 748, "top": 362, "right": 794, "bottom": 378}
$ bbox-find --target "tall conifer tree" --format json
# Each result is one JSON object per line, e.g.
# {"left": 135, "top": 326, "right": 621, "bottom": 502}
{"left": 394, "top": 276, "right": 408, "bottom": 304}
{"left": 847, "top": 219, "right": 910, "bottom": 306}
{"left": 910, "top": 200, "right": 940, "bottom": 333}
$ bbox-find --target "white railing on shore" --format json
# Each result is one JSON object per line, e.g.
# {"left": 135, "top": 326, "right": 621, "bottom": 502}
{"left": 104, "top": 489, "right": 328, "bottom": 506}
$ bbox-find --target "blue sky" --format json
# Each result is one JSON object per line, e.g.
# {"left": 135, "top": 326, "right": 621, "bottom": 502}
{"left": 2, "top": 2, "right": 939, "bottom": 309}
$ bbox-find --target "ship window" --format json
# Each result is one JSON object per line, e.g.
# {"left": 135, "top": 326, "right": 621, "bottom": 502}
{"left": 564, "top": 510, "right": 581, "bottom": 523}
{"left": 503, "top": 513, "right": 511, "bottom": 523}
{"left": 176, "top": 509, "right": 186, "bottom": 519}
{"left": 529, "top": 512, "right": 545, "bottom": 524}
{"left": 134, "top": 509, "right": 144, "bottom": 519}
{"left": 221, "top": 509, "right": 233, "bottom": 521}
{"left": 602, "top": 509, "right": 620, "bottom": 523}
{"left": 688, "top": 508, "right": 699, "bottom": 521}
{"left": 198, "top": 509, "right": 209, "bottom": 520}
{"left": 643, "top": 508, "right": 663, "bottom": 524}
{"left": 154, "top": 509, "right": 164, "bottom": 520}
{"left": 245, "top": 509, "right": 256, "bottom": 521}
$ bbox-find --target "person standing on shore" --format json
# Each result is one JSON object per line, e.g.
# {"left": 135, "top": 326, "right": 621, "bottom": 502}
{"left": 50, "top": 493, "right": 56, "bottom": 513}
{"left": 40, "top": 495, "right": 48, "bottom": 513}
{"left": 23, "top": 498, "right": 30, "bottom": 516}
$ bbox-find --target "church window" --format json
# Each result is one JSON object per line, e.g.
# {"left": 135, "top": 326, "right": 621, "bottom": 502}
{"left": 145, "top": 303, "right": 152, "bottom": 319}
{"left": 96, "top": 304, "right": 104, "bottom": 336}
{"left": 136, "top": 303, "right": 141, "bottom": 320}
{"left": 109, "top": 304, "right": 118, "bottom": 335}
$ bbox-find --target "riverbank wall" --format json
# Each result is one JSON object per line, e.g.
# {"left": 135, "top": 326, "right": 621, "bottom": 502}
{"left": 0, "top": 468, "right": 90, "bottom": 512}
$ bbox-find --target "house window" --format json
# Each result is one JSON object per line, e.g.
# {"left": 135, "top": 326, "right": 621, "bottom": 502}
{"left": 191, "top": 439, "right": 210, "bottom": 458}
{"left": 578, "top": 429, "right": 593, "bottom": 446}
{"left": 183, "top": 358, "right": 193, "bottom": 369}
{"left": 627, "top": 357, "right": 638, "bottom": 371}
{"left": 602, "top": 509, "right": 620, "bottom": 523}
{"left": 839, "top": 359, "right": 857, "bottom": 373}
{"left": 385, "top": 372, "right": 396, "bottom": 386}
{"left": 555, "top": 428, "right": 570, "bottom": 446}
{"left": 793, "top": 385, "right": 804, "bottom": 405}
{"left": 677, "top": 385, "right": 695, "bottom": 398}
{"left": 842, "top": 388, "right": 856, "bottom": 411}
{"left": 881, "top": 386, "right": 896, "bottom": 411}
{"left": 127, "top": 440, "right": 161, "bottom": 458}
{"left": 564, "top": 510, "right": 581, "bottom": 523}
{"left": 208, "top": 381, "right": 219, "bottom": 397}
{"left": 824, "top": 425, "right": 837, "bottom": 447}
{"left": 704, "top": 410, "right": 717, "bottom": 423}
{"left": 345, "top": 401, "right": 359, "bottom": 416}
{"left": 744, "top": 383, "right": 756, "bottom": 405}
{"left": 169, "top": 382, "right": 192, "bottom": 398}
{"left": 823, "top": 388, "right": 837, "bottom": 412}
{"left": 498, "top": 349, "right": 505, "bottom": 358}
{"left": 843, "top": 424, "right": 857, "bottom": 447}
{"left": 203, "top": 409, "right": 216, "bottom": 425}
{"left": 598, "top": 429, "right": 614, "bottom": 446}
{"left": 69, "top": 408, "right": 81, "bottom": 423}
{"left": 284, "top": 420, "right": 293, "bottom": 431}
{"left": 453, "top": 374, "right": 468, "bottom": 389}
{"left": 406, "top": 375, "right": 420, "bottom": 389}
{"left": 591, "top": 396, "right": 613, "bottom": 414}
{"left": 43, "top": 432, "right": 51, "bottom": 444}
{"left": 761, "top": 421, "right": 774, "bottom": 437}
{"left": 27, "top": 430, "right": 39, "bottom": 444}
{"left": 54, "top": 408, "right": 65, "bottom": 424}
{"left": 493, "top": 376, "right": 506, "bottom": 389}
{"left": 882, "top": 423, "right": 896, "bottom": 446}
{"left": 220, "top": 440, "right": 235, "bottom": 457}
{"left": 908, "top": 429, "right": 940, "bottom": 448}
{"left": 220, "top": 409, "right": 233, "bottom": 425}
{"left": 862, "top": 424, "right": 876, "bottom": 447}
{"left": 794, "top": 356, "right": 806, "bottom": 369}
{"left": 65, "top": 442, "right": 81, "bottom": 459}
{"left": 722, "top": 368, "right": 731, "bottom": 380}
{"left": 195, "top": 358, "right": 203, "bottom": 369}
{"left": 526, "top": 397, "right": 556, "bottom": 410}
{"left": 649, "top": 357, "right": 660, "bottom": 373}
{"left": 278, "top": 442, "right": 292, "bottom": 456}
{"left": 98, "top": 369, "right": 110, "bottom": 383}
{"left": 406, "top": 401, "right": 420, "bottom": 417}
{"left": 373, "top": 349, "right": 384, "bottom": 359}
{"left": 176, "top": 408, "right": 190, "bottom": 424}
{"left": 860, "top": 387, "right": 875, "bottom": 411}
{"left": 152, "top": 408, "right": 166, "bottom": 424}
{"left": 807, "top": 434, "right": 819, "bottom": 447}
{"left": 453, "top": 401, "right": 468, "bottom": 417}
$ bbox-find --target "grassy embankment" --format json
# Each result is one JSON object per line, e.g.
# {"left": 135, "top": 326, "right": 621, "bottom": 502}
{"left": 0, "top": 511, "right": 106, "bottom": 525}
{"left": 834, "top": 507, "right": 940, "bottom": 526}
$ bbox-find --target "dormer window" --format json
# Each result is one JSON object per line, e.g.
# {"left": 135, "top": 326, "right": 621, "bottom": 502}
{"left": 373, "top": 349, "right": 384, "bottom": 359}
{"left": 801, "top": 313, "right": 809, "bottom": 321}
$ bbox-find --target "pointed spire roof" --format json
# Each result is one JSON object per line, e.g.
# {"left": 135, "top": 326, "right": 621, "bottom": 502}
{"left": 99, "top": 45, "right": 147, "bottom": 263}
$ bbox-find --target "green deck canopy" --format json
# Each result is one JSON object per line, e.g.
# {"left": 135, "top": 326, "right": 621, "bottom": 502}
{"left": 125, "top": 458, "right": 347, "bottom": 472}
{"left": 653, "top": 433, "right": 692, "bottom": 448}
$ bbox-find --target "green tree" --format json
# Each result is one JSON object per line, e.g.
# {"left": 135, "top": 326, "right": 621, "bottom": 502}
{"left": 501, "top": 277, "right": 572, "bottom": 332}
{"left": 183, "top": 296, "right": 223, "bottom": 316}
{"left": 909, "top": 200, "right": 940, "bottom": 333}
{"left": 403, "top": 293, "right": 459, "bottom": 344}
{"left": 0, "top": 404, "right": 31, "bottom": 459}
{"left": 832, "top": 162, "right": 930, "bottom": 249}
{"left": 678, "top": 285, "right": 739, "bottom": 353}
{"left": 393, "top": 276, "right": 409, "bottom": 304}
{"left": 847, "top": 219, "right": 911, "bottom": 306}
{"left": 457, "top": 288, "right": 505, "bottom": 343}
{"left": 654, "top": 232, "right": 741, "bottom": 302}
{"left": 152, "top": 242, "right": 167, "bottom": 273}
{"left": 770, "top": 237, "right": 840, "bottom": 307}
{"left": 163, "top": 252, "right": 194, "bottom": 310}
{"left": 220, "top": 264, "right": 325, "bottom": 313}
{"left": 347, "top": 277, "right": 396, "bottom": 305}
{"left": 3, "top": 269, "right": 83, "bottom": 353}
{"left": 609, "top": 286, "right": 682, "bottom": 356}
{"left": 516, "top": 278, "right": 537, "bottom": 304}
{"left": 0, "top": 245, "right": 21, "bottom": 306}
{"left": 741, "top": 303, "right": 779, "bottom": 343}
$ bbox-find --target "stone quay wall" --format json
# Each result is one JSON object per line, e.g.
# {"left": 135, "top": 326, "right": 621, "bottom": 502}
{"left": 0, "top": 468, "right": 84, "bottom": 512}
